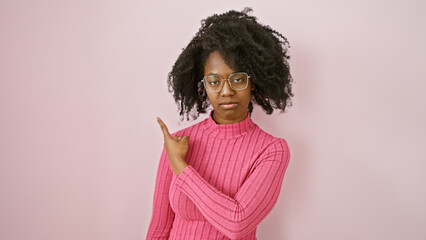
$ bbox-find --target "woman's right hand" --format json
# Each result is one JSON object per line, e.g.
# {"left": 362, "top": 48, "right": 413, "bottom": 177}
{"left": 156, "top": 117, "right": 189, "bottom": 175}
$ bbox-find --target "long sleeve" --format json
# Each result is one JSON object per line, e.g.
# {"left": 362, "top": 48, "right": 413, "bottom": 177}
{"left": 173, "top": 138, "right": 290, "bottom": 239}
{"left": 146, "top": 147, "right": 175, "bottom": 239}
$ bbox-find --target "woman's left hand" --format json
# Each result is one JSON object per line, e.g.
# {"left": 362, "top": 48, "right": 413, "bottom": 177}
{"left": 157, "top": 117, "right": 189, "bottom": 176}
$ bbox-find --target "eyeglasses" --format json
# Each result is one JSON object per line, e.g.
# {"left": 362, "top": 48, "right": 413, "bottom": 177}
{"left": 201, "top": 72, "right": 250, "bottom": 93}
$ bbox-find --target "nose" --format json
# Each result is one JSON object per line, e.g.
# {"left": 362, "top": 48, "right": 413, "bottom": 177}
{"left": 220, "top": 80, "right": 236, "bottom": 96}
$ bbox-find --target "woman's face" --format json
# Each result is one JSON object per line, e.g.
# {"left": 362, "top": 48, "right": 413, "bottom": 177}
{"left": 203, "top": 50, "right": 254, "bottom": 124}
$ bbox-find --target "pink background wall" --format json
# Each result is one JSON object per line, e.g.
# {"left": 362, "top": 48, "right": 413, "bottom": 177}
{"left": 1, "top": 0, "right": 425, "bottom": 239}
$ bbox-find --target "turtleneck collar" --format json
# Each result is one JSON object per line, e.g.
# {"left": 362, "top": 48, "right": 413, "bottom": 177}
{"left": 202, "top": 110, "right": 256, "bottom": 139}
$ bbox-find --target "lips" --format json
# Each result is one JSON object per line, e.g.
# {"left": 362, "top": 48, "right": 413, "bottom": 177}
{"left": 220, "top": 101, "right": 238, "bottom": 105}
{"left": 219, "top": 101, "right": 238, "bottom": 109}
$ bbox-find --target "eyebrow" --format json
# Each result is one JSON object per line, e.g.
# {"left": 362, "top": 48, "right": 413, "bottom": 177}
{"left": 205, "top": 71, "right": 239, "bottom": 77}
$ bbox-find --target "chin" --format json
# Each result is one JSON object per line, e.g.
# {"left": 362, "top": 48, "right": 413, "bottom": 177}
{"left": 216, "top": 108, "right": 245, "bottom": 118}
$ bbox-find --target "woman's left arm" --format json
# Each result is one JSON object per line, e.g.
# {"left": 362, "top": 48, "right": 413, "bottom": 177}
{"left": 174, "top": 139, "right": 290, "bottom": 239}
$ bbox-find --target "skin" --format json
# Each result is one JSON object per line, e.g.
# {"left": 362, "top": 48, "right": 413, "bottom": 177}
{"left": 157, "top": 50, "right": 254, "bottom": 175}
{"left": 204, "top": 50, "right": 255, "bottom": 124}
{"left": 157, "top": 117, "right": 189, "bottom": 176}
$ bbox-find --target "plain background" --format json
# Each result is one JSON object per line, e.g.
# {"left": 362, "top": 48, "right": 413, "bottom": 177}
{"left": 1, "top": 0, "right": 425, "bottom": 239}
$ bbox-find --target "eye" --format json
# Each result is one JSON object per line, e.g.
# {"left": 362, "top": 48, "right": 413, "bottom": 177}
{"left": 232, "top": 78, "right": 243, "bottom": 83}
{"left": 206, "top": 75, "right": 221, "bottom": 86}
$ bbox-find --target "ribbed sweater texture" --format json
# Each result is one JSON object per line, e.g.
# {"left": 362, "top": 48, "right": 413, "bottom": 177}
{"left": 146, "top": 110, "right": 290, "bottom": 240}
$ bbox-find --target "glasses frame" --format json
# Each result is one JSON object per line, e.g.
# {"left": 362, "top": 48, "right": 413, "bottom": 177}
{"left": 201, "top": 72, "right": 251, "bottom": 93}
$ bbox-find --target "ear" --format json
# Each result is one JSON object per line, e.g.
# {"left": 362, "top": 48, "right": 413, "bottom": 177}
{"left": 251, "top": 83, "right": 255, "bottom": 91}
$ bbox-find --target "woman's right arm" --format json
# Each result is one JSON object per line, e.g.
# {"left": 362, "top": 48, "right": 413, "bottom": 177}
{"left": 146, "top": 147, "right": 175, "bottom": 239}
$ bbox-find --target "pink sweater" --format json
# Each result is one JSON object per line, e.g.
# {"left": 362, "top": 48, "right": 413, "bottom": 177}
{"left": 146, "top": 110, "right": 290, "bottom": 240}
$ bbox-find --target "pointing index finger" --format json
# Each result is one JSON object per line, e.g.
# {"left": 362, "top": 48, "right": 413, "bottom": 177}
{"left": 157, "top": 117, "right": 171, "bottom": 138}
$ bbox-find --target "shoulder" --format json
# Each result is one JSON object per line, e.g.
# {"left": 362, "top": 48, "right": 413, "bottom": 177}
{"left": 253, "top": 137, "right": 290, "bottom": 170}
{"left": 170, "top": 118, "right": 208, "bottom": 137}
{"left": 267, "top": 138, "right": 290, "bottom": 155}
{"left": 253, "top": 124, "right": 289, "bottom": 149}
{"left": 253, "top": 125, "right": 290, "bottom": 158}
{"left": 249, "top": 133, "right": 290, "bottom": 172}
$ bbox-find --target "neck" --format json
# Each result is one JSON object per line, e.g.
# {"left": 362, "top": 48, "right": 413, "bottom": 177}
{"left": 203, "top": 110, "right": 256, "bottom": 139}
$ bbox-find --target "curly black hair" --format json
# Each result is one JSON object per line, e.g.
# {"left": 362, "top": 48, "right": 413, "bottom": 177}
{"left": 167, "top": 7, "right": 294, "bottom": 121}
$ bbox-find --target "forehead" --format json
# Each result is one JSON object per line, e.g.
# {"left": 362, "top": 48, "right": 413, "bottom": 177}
{"left": 203, "top": 50, "right": 235, "bottom": 77}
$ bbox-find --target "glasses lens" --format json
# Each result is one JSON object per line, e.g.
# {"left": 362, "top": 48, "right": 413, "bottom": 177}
{"left": 203, "top": 73, "right": 249, "bottom": 92}
{"left": 229, "top": 73, "right": 248, "bottom": 90}
{"left": 205, "top": 75, "right": 222, "bottom": 92}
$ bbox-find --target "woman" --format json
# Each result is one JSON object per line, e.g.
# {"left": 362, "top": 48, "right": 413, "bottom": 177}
{"left": 147, "top": 7, "right": 294, "bottom": 240}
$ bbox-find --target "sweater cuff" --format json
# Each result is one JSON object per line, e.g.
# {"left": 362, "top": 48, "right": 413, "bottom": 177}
{"left": 174, "top": 164, "right": 194, "bottom": 188}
